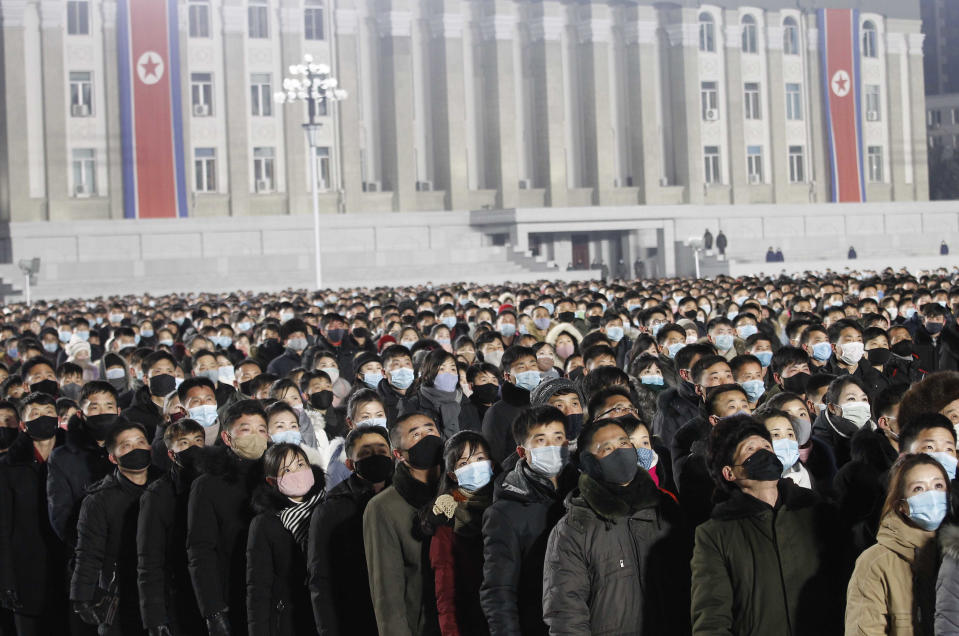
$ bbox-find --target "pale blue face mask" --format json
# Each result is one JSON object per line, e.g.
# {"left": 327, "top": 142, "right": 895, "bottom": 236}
{"left": 740, "top": 379, "right": 765, "bottom": 403}
{"left": 390, "top": 367, "right": 414, "bottom": 390}
{"left": 773, "top": 438, "right": 800, "bottom": 472}
{"left": 906, "top": 489, "right": 947, "bottom": 531}
{"left": 754, "top": 351, "right": 773, "bottom": 367}
{"left": 640, "top": 375, "right": 664, "bottom": 386}
{"left": 667, "top": 343, "right": 684, "bottom": 359}
{"left": 363, "top": 372, "right": 383, "bottom": 389}
{"left": 737, "top": 325, "right": 758, "bottom": 340}
{"left": 271, "top": 430, "right": 303, "bottom": 446}
{"left": 454, "top": 460, "right": 493, "bottom": 492}
{"left": 606, "top": 326, "right": 624, "bottom": 342}
{"left": 929, "top": 451, "right": 958, "bottom": 480}
{"left": 636, "top": 446, "right": 657, "bottom": 471}
{"left": 714, "top": 334, "right": 734, "bottom": 351}
{"left": 441, "top": 316, "right": 457, "bottom": 329}
{"left": 189, "top": 404, "right": 218, "bottom": 428}
{"left": 499, "top": 323, "right": 517, "bottom": 338}
{"left": 812, "top": 341, "right": 833, "bottom": 362}
{"left": 514, "top": 370, "right": 542, "bottom": 392}
{"left": 651, "top": 323, "right": 664, "bottom": 338}
{"left": 542, "top": 302, "right": 555, "bottom": 315}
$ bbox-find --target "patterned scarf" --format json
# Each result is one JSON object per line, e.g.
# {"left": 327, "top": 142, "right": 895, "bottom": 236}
{"left": 278, "top": 492, "right": 321, "bottom": 552}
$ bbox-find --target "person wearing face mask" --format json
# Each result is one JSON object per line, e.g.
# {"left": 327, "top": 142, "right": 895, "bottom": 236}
{"left": 754, "top": 408, "right": 812, "bottom": 489}
{"left": 692, "top": 415, "right": 844, "bottom": 636}
{"left": 266, "top": 401, "right": 325, "bottom": 468}
{"left": 266, "top": 319, "right": 312, "bottom": 379}
{"left": 814, "top": 376, "right": 874, "bottom": 468}
{"left": 363, "top": 413, "right": 444, "bottom": 636}
{"left": 308, "top": 426, "right": 392, "bottom": 636}
{"left": 70, "top": 421, "right": 157, "bottom": 636}
{"left": 543, "top": 419, "right": 689, "bottom": 636}
{"left": 99, "top": 353, "right": 133, "bottom": 400}
{"left": 420, "top": 432, "right": 498, "bottom": 636}
{"left": 376, "top": 345, "right": 415, "bottom": 423}
{"left": 651, "top": 343, "right": 714, "bottom": 450}
{"left": 137, "top": 419, "right": 206, "bottom": 636}
{"left": 190, "top": 350, "right": 238, "bottom": 410}
{"left": 186, "top": 400, "right": 269, "bottom": 636}
{"left": 544, "top": 321, "right": 584, "bottom": 365}
{"left": 0, "top": 392, "right": 68, "bottom": 636}
{"left": 481, "top": 346, "right": 544, "bottom": 464}
{"left": 400, "top": 350, "right": 481, "bottom": 442}
{"left": 481, "top": 406, "right": 576, "bottom": 636}
{"left": 123, "top": 351, "right": 179, "bottom": 452}
{"left": 847, "top": 454, "right": 948, "bottom": 635}
{"left": 246, "top": 444, "right": 325, "bottom": 636}
{"left": 466, "top": 363, "right": 502, "bottom": 421}
{"left": 824, "top": 319, "right": 889, "bottom": 396}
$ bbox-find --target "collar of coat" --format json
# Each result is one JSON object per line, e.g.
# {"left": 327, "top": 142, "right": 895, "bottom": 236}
{"left": 575, "top": 470, "right": 661, "bottom": 521}
{"left": 392, "top": 461, "right": 438, "bottom": 510}
{"left": 877, "top": 513, "right": 936, "bottom": 564}
{"left": 501, "top": 381, "right": 531, "bottom": 408}
{"left": 252, "top": 465, "right": 326, "bottom": 515}
{"left": 4, "top": 428, "right": 65, "bottom": 464}
{"left": 710, "top": 479, "right": 820, "bottom": 521}
{"left": 939, "top": 521, "right": 959, "bottom": 560}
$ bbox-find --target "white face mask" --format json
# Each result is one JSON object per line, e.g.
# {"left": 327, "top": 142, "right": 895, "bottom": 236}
{"left": 320, "top": 366, "right": 339, "bottom": 384}
{"left": 840, "top": 401, "right": 871, "bottom": 429}
{"left": 838, "top": 342, "right": 864, "bottom": 365}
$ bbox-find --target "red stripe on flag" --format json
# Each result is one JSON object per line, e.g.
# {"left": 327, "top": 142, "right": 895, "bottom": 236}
{"left": 129, "top": 0, "right": 177, "bottom": 218}
{"left": 823, "top": 9, "right": 863, "bottom": 203}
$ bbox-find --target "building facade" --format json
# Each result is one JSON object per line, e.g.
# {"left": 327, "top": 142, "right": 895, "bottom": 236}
{"left": 921, "top": 0, "right": 959, "bottom": 95}
{"left": 0, "top": 0, "right": 929, "bottom": 223}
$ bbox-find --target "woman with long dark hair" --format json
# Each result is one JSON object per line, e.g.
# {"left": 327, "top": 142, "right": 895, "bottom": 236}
{"left": 399, "top": 349, "right": 481, "bottom": 437}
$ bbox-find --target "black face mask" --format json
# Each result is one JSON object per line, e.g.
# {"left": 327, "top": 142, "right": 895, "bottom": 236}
{"left": 30, "top": 379, "right": 59, "bottom": 398}
{"left": 568, "top": 367, "right": 585, "bottom": 381}
{"left": 565, "top": 413, "right": 584, "bottom": 439}
{"left": 781, "top": 372, "right": 810, "bottom": 394}
{"left": 85, "top": 414, "right": 119, "bottom": 441}
{"left": 582, "top": 447, "right": 639, "bottom": 485}
{"left": 174, "top": 445, "right": 201, "bottom": 471}
{"left": 239, "top": 379, "right": 255, "bottom": 395}
{"left": 401, "top": 315, "right": 416, "bottom": 325}
{"left": 352, "top": 327, "right": 369, "bottom": 340}
{"left": 326, "top": 328, "right": 346, "bottom": 343}
{"left": 891, "top": 341, "right": 914, "bottom": 358}
{"left": 25, "top": 415, "right": 58, "bottom": 441}
{"left": 355, "top": 454, "right": 395, "bottom": 483}
{"left": 588, "top": 316, "right": 602, "bottom": 328}
{"left": 406, "top": 434, "right": 443, "bottom": 470}
{"left": 60, "top": 383, "right": 82, "bottom": 401}
{"left": 557, "top": 311, "right": 576, "bottom": 324}
{"left": 309, "top": 390, "right": 334, "bottom": 410}
{"left": 740, "top": 448, "right": 783, "bottom": 481}
{"left": 471, "top": 383, "right": 499, "bottom": 405}
{"left": 0, "top": 427, "right": 18, "bottom": 449}
{"left": 117, "top": 448, "right": 152, "bottom": 471}
{"left": 866, "top": 348, "right": 892, "bottom": 365}
{"left": 684, "top": 310, "right": 699, "bottom": 320}
{"left": 149, "top": 373, "right": 176, "bottom": 397}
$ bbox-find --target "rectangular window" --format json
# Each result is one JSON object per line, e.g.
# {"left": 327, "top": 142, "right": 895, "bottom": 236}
{"left": 783, "top": 23, "right": 800, "bottom": 55}
{"left": 744, "top": 82, "right": 761, "bottom": 120}
{"left": 701, "top": 81, "right": 719, "bottom": 120}
{"left": 699, "top": 19, "right": 715, "bottom": 52}
{"left": 788, "top": 145, "right": 806, "bottom": 183}
{"left": 747, "top": 145, "right": 764, "bottom": 183}
{"left": 865, "top": 85, "right": 881, "bottom": 120}
{"left": 305, "top": 0, "right": 325, "bottom": 41}
{"left": 72, "top": 148, "right": 96, "bottom": 196}
{"left": 867, "top": 146, "right": 883, "bottom": 182}
{"left": 929, "top": 109, "right": 943, "bottom": 127}
{"left": 253, "top": 147, "right": 275, "bottom": 193}
{"left": 785, "top": 83, "right": 802, "bottom": 121}
{"left": 189, "top": 0, "right": 210, "bottom": 38}
{"left": 314, "top": 147, "right": 331, "bottom": 191}
{"left": 248, "top": 0, "right": 269, "bottom": 38}
{"left": 67, "top": 1, "right": 89, "bottom": 35}
{"left": 194, "top": 148, "right": 217, "bottom": 192}
{"left": 250, "top": 73, "right": 272, "bottom": 117}
{"left": 704, "top": 146, "right": 721, "bottom": 184}
{"left": 952, "top": 108, "right": 959, "bottom": 125}
{"left": 191, "top": 73, "right": 213, "bottom": 116}
{"left": 69, "top": 71, "right": 93, "bottom": 117}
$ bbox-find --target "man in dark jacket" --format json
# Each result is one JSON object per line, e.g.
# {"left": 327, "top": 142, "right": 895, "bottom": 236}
{"left": 543, "top": 417, "right": 690, "bottom": 635}
{"left": 187, "top": 399, "right": 269, "bottom": 636}
{"left": 691, "top": 414, "right": 845, "bottom": 635}
{"left": 309, "top": 426, "right": 393, "bottom": 636}
{"left": 266, "top": 319, "right": 309, "bottom": 378}
{"left": 652, "top": 343, "right": 714, "bottom": 448}
{"left": 137, "top": 418, "right": 206, "bottom": 636}
{"left": 482, "top": 346, "right": 539, "bottom": 464}
{"left": 70, "top": 420, "right": 156, "bottom": 635}
{"left": 123, "top": 350, "right": 178, "bottom": 447}
{"left": 824, "top": 319, "right": 889, "bottom": 397}
{"left": 481, "top": 405, "right": 576, "bottom": 636}
{"left": 0, "top": 392, "right": 68, "bottom": 635}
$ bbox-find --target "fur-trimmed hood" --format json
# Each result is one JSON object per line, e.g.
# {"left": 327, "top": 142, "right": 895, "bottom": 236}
{"left": 545, "top": 323, "right": 583, "bottom": 347}
{"left": 941, "top": 521, "right": 959, "bottom": 560}
{"left": 251, "top": 465, "right": 325, "bottom": 515}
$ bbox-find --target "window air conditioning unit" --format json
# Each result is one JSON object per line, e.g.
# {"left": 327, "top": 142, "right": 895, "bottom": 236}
{"left": 193, "top": 103, "right": 209, "bottom": 117}
{"left": 75, "top": 184, "right": 89, "bottom": 196}
{"left": 415, "top": 180, "right": 433, "bottom": 192}
{"left": 705, "top": 108, "right": 719, "bottom": 121}
{"left": 659, "top": 177, "right": 669, "bottom": 187}
{"left": 363, "top": 181, "right": 380, "bottom": 192}
{"left": 256, "top": 179, "right": 270, "bottom": 193}
{"left": 748, "top": 173, "right": 761, "bottom": 184}
{"left": 518, "top": 179, "right": 532, "bottom": 190}
{"left": 866, "top": 110, "right": 879, "bottom": 122}
{"left": 72, "top": 104, "right": 90, "bottom": 117}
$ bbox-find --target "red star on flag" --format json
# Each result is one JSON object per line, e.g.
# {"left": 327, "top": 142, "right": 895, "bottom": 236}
{"left": 140, "top": 54, "right": 160, "bottom": 80}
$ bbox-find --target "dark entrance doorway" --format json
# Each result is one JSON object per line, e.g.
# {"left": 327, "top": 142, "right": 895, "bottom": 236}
{"left": 572, "top": 234, "right": 589, "bottom": 270}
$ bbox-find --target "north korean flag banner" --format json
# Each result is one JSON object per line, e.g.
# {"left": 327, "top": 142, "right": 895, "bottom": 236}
{"left": 117, "top": 0, "right": 188, "bottom": 218}
{"left": 818, "top": 8, "right": 866, "bottom": 203}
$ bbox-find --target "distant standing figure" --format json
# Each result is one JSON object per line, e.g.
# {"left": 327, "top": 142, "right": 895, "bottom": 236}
{"left": 703, "top": 229, "right": 714, "bottom": 250}
{"left": 716, "top": 231, "right": 728, "bottom": 256}
{"left": 634, "top": 257, "right": 642, "bottom": 278}
{"left": 765, "top": 247, "right": 775, "bottom": 263}
{"left": 775, "top": 248, "right": 784, "bottom": 262}
{"left": 848, "top": 246, "right": 858, "bottom": 260}
{"left": 942, "top": 241, "right": 950, "bottom": 256}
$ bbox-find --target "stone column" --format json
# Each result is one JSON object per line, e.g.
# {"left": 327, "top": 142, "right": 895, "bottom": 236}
{"left": 376, "top": 0, "right": 415, "bottom": 212}
{"left": 480, "top": 0, "right": 518, "bottom": 209}
{"left": 624, "top": 6, "right": 660, "bottom": 203}
{"left": 101, "top": 0, "right": 124, "bottom": 219}
{"left": 907, "top": 32, "right": 929, "bottom": 200}
{"left": 577, "top": 2, "right": 614, "bottom": 205}
{"left": 722, "top": 13, "right": 747, "bottom": 202}
{"left": 278, "top": 0, "right": 307, "bottom": 214}
{"left": 332, "top": 3, "right": 362, "bottom": 212}
{"left": 0, "top": 0, "right": 34, "bottom": 220}
{"left": 528, "top": 1, "right": 567, "bottom": 206}
{"left": 885, "top": 31, "right": 909, "bottom": 200}
{"left": 765, "top": 17, "right": 789, "bottom": 202}
{"left": 664, "top": 12, "right": 703, "bottom": 203}
{"left": 804, "top": 17, "right": 828, "bottom": 203}
{"left": 38, "top": 0, "right": 67, "bottom": 218}
{"left": 221, "top": 0, "right": 249, "bottom": 216}
{"left": 429, "top": 0, "right": 468, "bottom": 210}
{"left": 175, "top": 0, "right": 192, "bottom": 215}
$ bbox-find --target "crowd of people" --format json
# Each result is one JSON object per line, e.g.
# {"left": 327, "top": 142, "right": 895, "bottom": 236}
{"left": 1, "top": 266, "right": 959, "bottom": 635}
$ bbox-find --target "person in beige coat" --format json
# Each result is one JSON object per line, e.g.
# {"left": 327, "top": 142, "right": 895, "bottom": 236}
{"left": 845, "top": 453, "right": 948, "bottom": 635}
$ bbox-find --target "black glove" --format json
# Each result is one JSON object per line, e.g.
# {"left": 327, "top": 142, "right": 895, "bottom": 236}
{"left": 72, "top": 600, "right": 102, "bottom": 626}
{"left": 149, "top": 625, "right": 174, "bottom": 636}
{"left": 205, "top": 610, "right": 231, "bottom": 636}
{"left": 0, "top": 589, "right": 21, "bottom": 611}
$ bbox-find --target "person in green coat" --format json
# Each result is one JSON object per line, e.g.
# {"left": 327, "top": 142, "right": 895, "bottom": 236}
{"left": 690, "top": 414, "right": 846, "bottom": 636}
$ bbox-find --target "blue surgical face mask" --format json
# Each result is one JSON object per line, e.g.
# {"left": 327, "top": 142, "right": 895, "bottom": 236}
{"left": 754, "top": 351, "right": 773, "bottom": 367}
{"left": 740, "top": 379, "right": 766, "bottom": 403}
{"left": 287, "top": 337, "right": 308, "bottom": 352}
{"left": 533, "top": 317, "right": 551, "bottom": 331}
{"left": 526, "top": 445, "right": 568, "bottom": 478}
{"left": 58, "top": 331, "right": 72, "bottom": 344}
{"left": 606, "top": 326, "right": 624, "bottom": 342}
{"left": 238, "top": 321, "right": 253, "bottom": 332}
{"left": 736, "top": 325, "right": 758, "bottom": 340}
{"left": 904, "top": 307, "right": 917, "bottom": 320}
{"left": 390, "top": 367, "right": 414, "bottom": 390}
{"left": 441, "top": 316, "right": 457, "bottom": 329}
{"left": 189, "top": 404, "right": 218, "bottom": 428}
{"left": 651, "top": 323, "right": 664, "bottom": 338}
{"left": 714, "top": 334, "right": 734, "bottom": 351}
{"left": 159, "top": 339, "right": 174, "bottom": 347}
{"left": 355, "top": 417, "right": 387, "bottom": 429}
{"left": 454, "top": 460, "right": 493, "bottom": 491}
{"left": 667, "top": 343, "right": 684, "bottom": 359}
{"left": 929, "top": 451, "right": 958, "bottom": 480}
{"left": 363, "top": 371, "right": 383, "bottom": 389}
{"left": 542, "top": 302, "right": 555, "bottom": 315}
{"left": 499, "top": 323, "right": 517, "bottom": 338}
{"left": 636, "top": 446, "right": 657, "bottom": 471}
{"left": 906, "top": 489, "right": 947, "bottom": 531}
{"left": 43, "top": 342, "right": 58, "bottom": 353}
{"left": 514, "top": 370, "right": 542, "bottom": 392}
{"left": 640, "top": 374, "right": 664, "bottom": 386}
{"left": 271, "top": 430, "right": 303, "bottom": 446}
{"left": 811, "top": 341, "right": 833, "bottom": 362}
{"left": 141, "top": 329, "right": 154, "bottom": 338}
{"left": 76, "top": 331, "right": 90, "bottom": 342}
{"left": 773, "top": 438, "right": 800, "bottom": 471}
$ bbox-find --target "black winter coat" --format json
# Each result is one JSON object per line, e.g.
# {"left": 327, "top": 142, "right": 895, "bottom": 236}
{"left": 137, "top": 466, "right": 202, "bottom": 632}
{"left": 266, "top": 348, "right": 304, "bottom": 378}
{"left": 824, "top": 358, "right": 889, "bottom": 398}
{"left": 376, "top": 378, "right": 405, "bottom": 425}
{"left": 186, "top": 447, "right": 263, "bottom": 633}
{"left": 399, "top": 387, "right": 482, "bottom": 439}
{"left": 481, "top": 383, "right": 531, "bottom": 465}
{"left": 122, "top": 386, "right": 163, "bottom": 446}
{"left": 670, "top": 416, "right": 714, "bottom": 527}
{"left": 247, "top": 467, "right": 325, "bottom": 636}
{"left": 308, "top": 472, "right": 385, "bottom": 636}
{"left": 833, "top": 428, "right": 897, "bottom": 555}
{"left": 0, "top": 432, "right": 68, "bottom": 618}
{"left": 480, "top": 459, "right": 576, "bottom": 636}
{"left": 651, "top": 382, "right": 700, "bottom": 449}
{"left": 46, "top": 414, "right": 113, "bottom": 548}
{"left": 940, "top": 321, "right": 959, "bottom": 372}
{"left": 70, "top": 470, "right": 151, "bottom": 635}
{"left": 812, "top": 410, "right": 860, "bottom": 468}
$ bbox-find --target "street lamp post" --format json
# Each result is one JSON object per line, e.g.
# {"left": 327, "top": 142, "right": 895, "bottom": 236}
{"left": 275, "top": 54, "right": 347, "bottom": 290}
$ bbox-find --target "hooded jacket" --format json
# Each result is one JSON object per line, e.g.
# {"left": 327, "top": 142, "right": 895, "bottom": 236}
{"left": 813, "top": 409, "right": 870, "bottom": 469}
{"left": 542, "top": 472, "right": 691, "bottom": 636}
{"left": 480, "top": 459, "right": 576, "bottom": 636}
{"left": 833, "top": 428, "right": 897, "bottom": 555}
{"left": 247, "top": 466, "right": 325, "bottom": 636}
{"left": 936, "top": 521, "right": 959, "bottom": 634}
{"left": 691, "top": 480, "right": 845, "bottom": 636}
{"left": 47, "top": 413, "right": 113, "bottom": 548}
{"left": 651, "top": 381, "right": 700, "bottom": 449}
{"left": 847, "top": 514, "right": 937, "bottom": 636}
{"left": 481, "top": 382, "right": 531, "bottom": 465}
{"left": 544, "top": 323, "right": 584, "bottom": 350}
